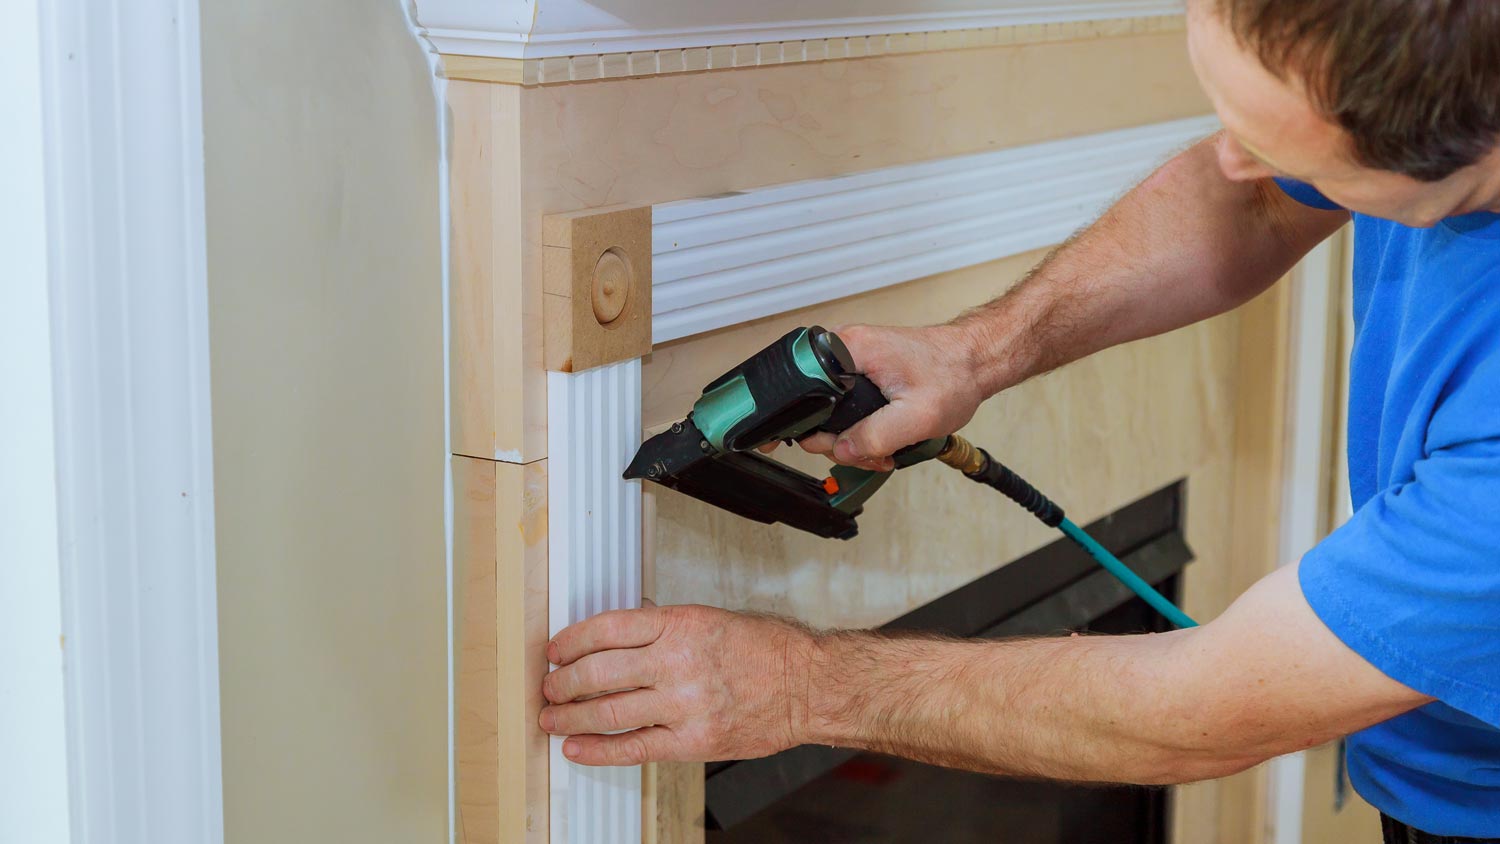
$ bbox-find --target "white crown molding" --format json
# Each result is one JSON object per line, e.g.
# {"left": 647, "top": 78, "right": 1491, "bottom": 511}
{"left": 547, "top": 359, "right": 643, "bottom": 844}
{"left": 650, "top": 115, "right": 1219, "bottom": 344}
{"left": 415, "top": 0, "right": 1182, "bottom": 59}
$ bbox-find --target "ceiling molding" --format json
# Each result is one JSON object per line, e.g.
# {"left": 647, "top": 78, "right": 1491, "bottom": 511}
{"left": 650, "top": 115, "right": 1220, "bottom": 345}
{"left": 415, "top": 0, "right": 1183, "bottom": 59}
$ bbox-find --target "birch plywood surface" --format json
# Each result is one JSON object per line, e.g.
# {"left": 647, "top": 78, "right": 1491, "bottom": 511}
{"left": 643, "top": 260, "right": 1279, "bottom": 844}
{"left": 454, "top": 455, "right": 549, "bottom": 844}
{"left": 520, "top": 32, "right": 1209, "bottom": 214}
{"left": 448, "top": 31, "right": 1211, "bottom": 462}
{"left": 642, "top": 249, "right": 1238, "bottom": 629}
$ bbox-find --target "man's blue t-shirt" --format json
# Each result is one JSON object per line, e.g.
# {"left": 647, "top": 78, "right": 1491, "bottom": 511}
{"left": 1276, "top": 178, "right": 1500, "bottom": 836}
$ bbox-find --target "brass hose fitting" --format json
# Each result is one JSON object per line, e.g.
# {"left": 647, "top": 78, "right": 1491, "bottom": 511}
{"left": 937, "top": 434, "right": 987, "bottom": 476}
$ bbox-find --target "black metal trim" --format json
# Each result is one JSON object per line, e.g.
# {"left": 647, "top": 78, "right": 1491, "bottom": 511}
{"left": 703, "top": 481, "right": 1190, "bottom": 831}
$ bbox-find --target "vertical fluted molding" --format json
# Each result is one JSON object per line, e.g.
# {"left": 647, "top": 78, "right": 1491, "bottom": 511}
{"left": 547, "top": 359, "right": 643, "bottom": 844}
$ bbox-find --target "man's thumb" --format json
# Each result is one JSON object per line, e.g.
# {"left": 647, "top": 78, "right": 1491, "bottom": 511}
{"left": 833, "top": 409, "right": 896, "bottom": 463}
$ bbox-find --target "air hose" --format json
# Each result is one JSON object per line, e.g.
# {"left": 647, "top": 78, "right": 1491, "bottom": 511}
{"left": 935, "top": 435, "right": 1199, "bottom": 629}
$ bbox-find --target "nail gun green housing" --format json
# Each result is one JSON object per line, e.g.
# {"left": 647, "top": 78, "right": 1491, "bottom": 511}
{"left": 623, "top": 325, "right": 922, "bottom": 539}
{"left": 693, "top": 327, "right": 851, "bottom": 453}
{"left": 623, "top": 325, "right": 1197, "bottom": 627}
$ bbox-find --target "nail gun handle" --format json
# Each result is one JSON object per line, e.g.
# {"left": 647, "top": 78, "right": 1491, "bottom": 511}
{"left": 816, "top": 374, "right": 948, "bottom": 470}
{"left": 818, "top": 375, "right": 889, "bottom": 435}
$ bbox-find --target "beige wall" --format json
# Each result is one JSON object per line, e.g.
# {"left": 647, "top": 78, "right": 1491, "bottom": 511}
{"left": 202, "top": 2, "right": 447, "bottom": 842}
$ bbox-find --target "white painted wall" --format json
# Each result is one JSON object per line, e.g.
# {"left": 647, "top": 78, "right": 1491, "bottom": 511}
{"left": 200, "top": 2, "right": 448, "bottom": 841}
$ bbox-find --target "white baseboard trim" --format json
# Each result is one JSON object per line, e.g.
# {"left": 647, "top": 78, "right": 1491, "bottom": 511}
{"left": 651, "top": 114, "right": 1218, "bottom": 344}
{"left": 547, "top": 359, "right": 644, "bottom": 844}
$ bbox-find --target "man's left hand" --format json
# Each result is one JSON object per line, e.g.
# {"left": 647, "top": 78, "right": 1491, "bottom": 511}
{"left": 539, "top": 605, "right": 814, "bottom": 766}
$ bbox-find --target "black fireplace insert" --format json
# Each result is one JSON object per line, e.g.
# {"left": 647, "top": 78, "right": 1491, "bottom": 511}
{"left": 704, "top": 481, "right": 1192, "bottom": 843}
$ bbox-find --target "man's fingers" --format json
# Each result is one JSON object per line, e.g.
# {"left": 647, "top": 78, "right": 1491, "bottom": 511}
{"left": 798, "top": 432, "right": 836, "bottom": 456}
{"left": 544, "top": 648, "right": 655, "bottom": 704}
{"left": 834, "top": 400, "right": 939, "bottom": 468}
{"left": 560, "top": 726, "right": 683, "bottom": 766}
{"left": 541, "top": 689, "right": 672, "bottom": 736}
{"left": 549, "top": 607, "right": 667, "bottom": 666}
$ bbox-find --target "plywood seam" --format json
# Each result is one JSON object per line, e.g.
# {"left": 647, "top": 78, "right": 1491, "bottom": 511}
{"left": 438, "top": 14, "right": 1185, "bottom": 86}
{"left": 649, "top": 114, "right": 1219, "bottom": 344}
{"left": 452, "top": 449, "right": 548, "bottom": 466}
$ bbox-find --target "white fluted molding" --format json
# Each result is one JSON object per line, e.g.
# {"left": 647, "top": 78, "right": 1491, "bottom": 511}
{"left": 30, "top": 0, "right": 224, "bottom": 841}
{"left": 415, "top": 0, "right": 1182, "bottom": 59}
{"left": 650, "top": 115, "right": 1218, "bottom": 344}
{"left": 547, "top": 359, "right": 644, "bottom": 844}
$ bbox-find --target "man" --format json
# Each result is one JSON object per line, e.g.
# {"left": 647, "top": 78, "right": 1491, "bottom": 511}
{"left": 539, "top": 1, "right": 1500, "bottom": 838}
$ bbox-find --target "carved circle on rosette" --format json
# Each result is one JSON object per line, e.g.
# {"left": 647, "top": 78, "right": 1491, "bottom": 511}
{"left": 592, "top": 247, "right": 633, "bottom": 326}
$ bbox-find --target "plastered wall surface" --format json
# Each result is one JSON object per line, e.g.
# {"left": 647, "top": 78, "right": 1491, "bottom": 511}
{"left": 202, "top": 2, "right": 447, "bottom": 841}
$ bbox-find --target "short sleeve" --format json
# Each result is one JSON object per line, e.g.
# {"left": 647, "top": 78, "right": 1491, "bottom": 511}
{"left": 1299, "top": 436, "right": 1500, "bottom": 727}
{"left": 1273, "top": 177, "right": 1345, "bottom": 212}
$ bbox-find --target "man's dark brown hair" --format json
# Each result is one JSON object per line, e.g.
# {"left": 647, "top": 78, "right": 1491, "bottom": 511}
{"left": 1216, "top": 0, "right": 1500, "bottom": 181}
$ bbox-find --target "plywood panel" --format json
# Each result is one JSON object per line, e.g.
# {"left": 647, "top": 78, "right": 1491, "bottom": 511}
{"left": 1301, "top": 741, "right": 1380, "bottom": 842}
{"left": 455, "top": 456, "right": 500, "bottom": 843}
{"left": 643, "top": 249, "right": 1237, "bottom": 628}
{"left": 450, "top": 81, "right": 546, "bottom": 462}
{"left": 446, "top": 24, "right": 1258, "bottom": 843}
{"left": 454, "top": 455, "right": 550, "bottom": 844}
{"left": 642, "top": 763, "right": 706, "bottom": 844}
{"left": 521, "top": 32, "right": 1210, "bottom": 214}
{"left": 498, "top": 459, "right": 551, "bottom": 844}
{"left": 449, "top": 31, "right": 1213, "bottom": 462}
{"left": 642, "top": 260, "right": 1288, "bottom": 843}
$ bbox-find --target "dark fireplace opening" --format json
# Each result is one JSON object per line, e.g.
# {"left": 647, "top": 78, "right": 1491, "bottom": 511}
{"left": 704, "top": 481, "right": 1190, "bottom": 844}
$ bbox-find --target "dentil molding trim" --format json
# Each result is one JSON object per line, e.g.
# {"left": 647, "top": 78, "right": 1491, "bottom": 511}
{"left": 417, "top": 0, "right": 1183, "bottom": 60}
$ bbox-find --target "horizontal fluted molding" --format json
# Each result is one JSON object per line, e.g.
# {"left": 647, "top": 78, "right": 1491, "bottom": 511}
{"left": 547, "top": 359, "right": 643, "bottom": 844}
{"left": 416, "top": 0, "right": 1182, "bottom": 59}
{"left": 651, "top": 115, "right": 1219, "bottom": 344}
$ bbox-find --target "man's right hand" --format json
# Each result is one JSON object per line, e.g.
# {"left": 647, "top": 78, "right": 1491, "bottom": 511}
{"left": 801, "top": 323, "right": 991, "bottom": 472}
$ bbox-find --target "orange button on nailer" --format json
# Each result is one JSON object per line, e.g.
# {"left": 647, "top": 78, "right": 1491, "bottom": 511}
{"left": 822, "top": 476, "right": 840, "bottom": 495}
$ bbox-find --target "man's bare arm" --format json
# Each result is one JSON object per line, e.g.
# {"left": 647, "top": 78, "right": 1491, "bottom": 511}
{"left": 814, "top": 133, "right": 1350, "bottom": 468}
{"left": 797, "top": 565, "right": 1428, "bottom": 783}
{"left": 539, "top": 566, "right": 1430, "bottom": 780}
{"left": 955, "top": 132, "right": 1347, "bottom": 393}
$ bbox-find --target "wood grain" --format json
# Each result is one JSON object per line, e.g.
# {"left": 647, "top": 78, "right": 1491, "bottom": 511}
{"left": 454, "top": 455, "right": 549, "bottom": 844}
{"left": 445, "top": 27, "right": 1279, "bottom": 843}
{"left": 446, "top": 31, "right": 1211, "bottom": 462}
{"left": 644, "top": 260, "right": 1298, "bottom": 842}
{"left": 437, "top": 16, "right": 1187, "bottom": 87}
{"left": 450, "top": 82, "right": 544, "bottom": 462}
{"left": 644, "top": 249, "right": 1237, "bottom": 627}
{"left": 454, "top": 456, "right": 499, "bottom": 844}
{"left": 542, "top": 205, "right": 653, "bottom": 372}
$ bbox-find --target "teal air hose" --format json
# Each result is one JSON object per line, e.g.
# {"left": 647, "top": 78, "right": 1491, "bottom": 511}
{"left": 936, "top": 435, "right": 1199, "bottom": 629}
{"left": 1059, "top": 518, "right": 1198, "bottom": 628}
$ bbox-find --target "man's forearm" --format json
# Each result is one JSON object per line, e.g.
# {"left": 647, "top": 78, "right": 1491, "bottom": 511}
{"left": 796, "top": 628, "right": 1250, "bottom": 784}
{"left": 954, "top": 133, "right": 1348, "bottom": 396}
{"left": 787, "top": 566, "right": 1426, "bottom": 786}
